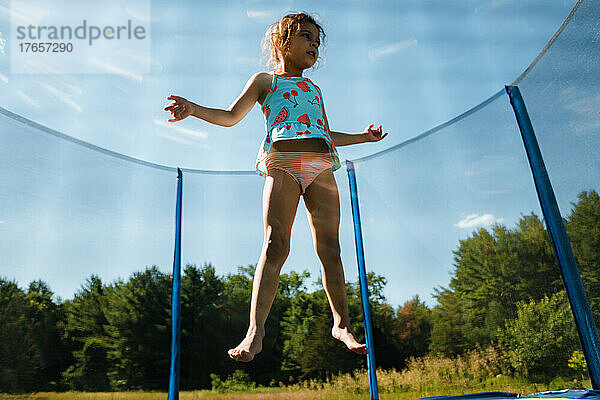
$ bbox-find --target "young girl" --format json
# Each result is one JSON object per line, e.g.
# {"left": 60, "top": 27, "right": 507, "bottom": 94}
{"left": 164, "top": 12, "right": 388, "bottom": 362}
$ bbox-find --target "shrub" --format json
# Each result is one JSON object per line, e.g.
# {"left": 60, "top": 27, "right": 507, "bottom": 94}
{"left": 211, "top": 370, "right": 257, "bottom": 393}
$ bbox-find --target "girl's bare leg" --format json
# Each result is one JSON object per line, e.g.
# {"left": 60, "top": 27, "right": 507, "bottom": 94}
{"left": 303, "top": 169, "right": 368, "bottom": 355}
{"left": 228, "top": 169, "right": 301, "bottom": 362}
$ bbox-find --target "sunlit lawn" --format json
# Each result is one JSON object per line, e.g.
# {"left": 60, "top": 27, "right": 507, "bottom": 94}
{"left": 0, "top": 390, "right": 502, "bottom": 400}
{"left": 0, "top": 383, "right": 552, "bottom": 400}
{"left": 1, "top": 390, "right": 366, "bottom": 400}
{"left": 1, "top": 350, "right": 589, "bottom": 400}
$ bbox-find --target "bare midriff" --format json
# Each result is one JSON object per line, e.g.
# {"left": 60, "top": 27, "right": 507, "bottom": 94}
{"left": 271, "top": 138, "right": 329, "bottom": 153}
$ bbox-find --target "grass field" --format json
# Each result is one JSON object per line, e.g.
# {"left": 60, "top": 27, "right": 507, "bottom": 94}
{"left": 1, "top": 348, "right": 589, "bottom": 399}
{"left": 0, "top": 378, "right": 568, "bottom": 400}
{"left": 0, "top": 388, "right": 539, "bottom": 400}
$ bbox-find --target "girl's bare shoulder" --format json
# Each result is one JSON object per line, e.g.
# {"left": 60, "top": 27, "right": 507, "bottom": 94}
{"left": 252, "top": 71, "right": 273, "bottom": 89}
{"left": 252, "top": 72, "right": 274, "bottom": 104}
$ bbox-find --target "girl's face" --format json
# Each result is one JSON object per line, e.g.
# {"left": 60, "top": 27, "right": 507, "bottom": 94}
{"left": 281, "top": 22, "right": 320, "bottom": 70}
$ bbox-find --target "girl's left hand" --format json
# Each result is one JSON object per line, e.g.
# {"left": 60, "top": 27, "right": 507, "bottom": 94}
{"left": 363, "top": 124, "right": 388, "bottom": 142}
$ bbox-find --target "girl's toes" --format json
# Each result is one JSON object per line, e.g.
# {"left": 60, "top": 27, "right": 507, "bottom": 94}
{"left": 350, "top": 344, "right": 369, "bottom": 355}
{"left": 228, "top": 349, "right": 239, "bottom": 359}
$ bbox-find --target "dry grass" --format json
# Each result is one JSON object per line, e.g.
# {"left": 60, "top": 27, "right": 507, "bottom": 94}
{"left": 0, "top": 392, "right": 351, "bottom": 400}
{"left": 1, "top": 347, "right": 590, "bottom": 399}
{"left": 288, "top": 346, "right": 554, "bottom": 398}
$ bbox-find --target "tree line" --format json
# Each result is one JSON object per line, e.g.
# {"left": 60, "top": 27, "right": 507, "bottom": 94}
{"left": 1, "top": 190, "right": 599, "bottom": 393}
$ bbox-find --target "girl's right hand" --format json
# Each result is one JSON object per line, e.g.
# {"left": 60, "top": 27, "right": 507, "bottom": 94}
{"left": 164, "top": 95, "right": 193, "bottom": 122}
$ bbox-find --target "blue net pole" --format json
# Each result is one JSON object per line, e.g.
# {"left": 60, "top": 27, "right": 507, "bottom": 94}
{"left": 346, "top": 160, "right": 379, "bottom": 400}
{"left": 506, "top": 85, "right": 600, "bottom": 390}
{"left": 168, "top": 168, "right": 183, "bottom": 400}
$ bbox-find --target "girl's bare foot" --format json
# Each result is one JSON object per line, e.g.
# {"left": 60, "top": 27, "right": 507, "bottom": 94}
{"left": 228, "top": 331, "right": 265, "bottom": 362}
{"left": 332, "top": 326, "right": 369, "bottom": 355}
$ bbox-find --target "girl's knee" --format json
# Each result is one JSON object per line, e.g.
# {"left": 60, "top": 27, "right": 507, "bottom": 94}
{"left": 316, "top": 235, "right": 341, "bottom": 262}
{"left": 264, "top": 227, "right": 290, "bottom": 264}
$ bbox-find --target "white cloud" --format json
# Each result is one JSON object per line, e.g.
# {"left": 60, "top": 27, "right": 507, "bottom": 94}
{"left": 0, "top": 71, "right": 8, "bottom": 84}
{"left": 246, "top": 10, "right": 274, "bottom": 19}
{"left": 455, "top": 213, "right": 504, "bottom": 229}
{"left": 0, "top": 31, "right": 5, "bottom": 55}
{"left": 88, "top": 58, "right": 144, "bottom": 82}
{"left": 39, "top": 82, "right": 82, "bottom": 112}
{"left": 464, "top": 155, "right": 516, "bottom": 178}
{"left": 156, "top": 131, "right": 194, "bottom": 145}
{"left": 368, "top": 37, "right": 417, "bottom": 61}
{"left": 475, "top": 0, "right": 509, "bottom": 15}
{"left": 16, "top": 90, "right": 40, "bottom": 108}
{"left": 23, "top": 59, "right": 62, "bottom": 74}
{"left": 125, "top": 4, "right": 150, "bottom": 22}
{"left": 154, "top": 118, "right": 208, "bottom": 139}
{"left": 154, "top": 118, "right": 210, "bottom": 148}
{"left": 0, "top": 2, "right": 48, "bottom": 25}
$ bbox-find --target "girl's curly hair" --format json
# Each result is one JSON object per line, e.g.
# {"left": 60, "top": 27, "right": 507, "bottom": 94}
{"left": 261, "top": 12, "right": 326, "bottom": 71}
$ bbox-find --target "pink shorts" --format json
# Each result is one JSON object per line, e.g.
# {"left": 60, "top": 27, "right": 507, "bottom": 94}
{"left": 265, "top": 151, "right": 334, "bottom": 194}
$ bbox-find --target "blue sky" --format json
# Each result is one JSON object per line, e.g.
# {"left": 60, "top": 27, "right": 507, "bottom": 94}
{"left": 0, "top": 0, "right": 585, "bottom": 307}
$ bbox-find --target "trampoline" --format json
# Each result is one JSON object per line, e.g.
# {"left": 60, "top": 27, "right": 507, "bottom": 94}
{"left": 1, "top": 0, "right": 599, "bottom": 399}
{"left": 420, "top": 389, "right": 600, "bottom": 399}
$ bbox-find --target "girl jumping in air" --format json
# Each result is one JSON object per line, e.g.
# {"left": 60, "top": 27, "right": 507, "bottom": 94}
{"left": 164, "top": 12, "right": 388, "bottom": 362}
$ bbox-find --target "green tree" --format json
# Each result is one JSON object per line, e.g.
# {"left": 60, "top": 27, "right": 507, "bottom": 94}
{"left": 511, "top": 214, "right": 562, "bottom": 296}
{"left": 369, "top": 292, "right": 431, "bottom": 371}
{"left": 210, "top": 369, "right": 256, "bottom": 392}
{"left": 61, "top": 275, "right": 110, "bottom": 391}
{"left": 298, "top": 299, "right": 363, "bottom": 380}
{"left": 25, "top": 280, "right": 67, "bottom": 391}
{"left": 0, "top": 279, "right": 38, "bottom": 393}
{"left": 568, "top": 350, "right": 588, "bottom": 382}
{"left": 220, "top": 265, "right": 258, "bottom": 382}
{"left": 497, "top": 291, "right": 579, "bottom": 380}
{"left": 62, "top": 337, "right": 111, "bottom": 391}
{"left": 105, "top": 266, "right": 171, "bottom": 390}
{"left": 280, "top": 290, "right": 322, "bottom": 374}
{"left": 221, "top": 265, "right": 311, "bottom": 385}
{"left": 430, "top": 288, "right": 468, "bottom": 355}
{"left": 395, "top": 296, "right": 431, "bottom": 360}
{"left": 260, "top": 269, "right": 311, "bottom": 383}
{"left": 566, "top": 190, "right": 600, "bottom": 323}
{"left": 222, "top": 265, "right": 254, "bottom": 350}
{"left": 452, "top": 226, "right": 519, "bottom": 347}
{"left": 370, "top": 301, "right": 403, "bottom": 370}
{"left": 180, "top": 263, "right": 227, "bottom": 389}
{"left": 281, "top": 275, "right": 372, "bottom": 380}
{"left": 431, "top": 213, "right": 561, "bottom": 355}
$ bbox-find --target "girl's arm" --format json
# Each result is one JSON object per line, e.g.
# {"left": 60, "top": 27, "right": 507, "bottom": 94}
{"left": 329, "top": 126, "right": 383, "bottom": 146}
{"left": 318, "top": 90, "right": 387, "bottom": 146}
{"left": 165, "top": 72, "right": 270, "bottom": 127}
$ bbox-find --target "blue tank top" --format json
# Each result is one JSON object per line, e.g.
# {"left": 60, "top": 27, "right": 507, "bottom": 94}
{"left": 255, "top": 73, "right": 342, "bottom": 177}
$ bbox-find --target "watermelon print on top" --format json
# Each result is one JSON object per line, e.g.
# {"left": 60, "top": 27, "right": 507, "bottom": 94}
{"left": 255, "top": 73, "right": 342, "bottom": 177}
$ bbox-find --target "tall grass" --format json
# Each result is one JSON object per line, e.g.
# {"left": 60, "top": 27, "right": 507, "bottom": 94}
{"left": 289, "top": 345, "right": 587, "bottom": 398}
{"left": 0, "top": 391, "right": 332, "bottom": 400}
{"left": 1, "top": 347, "right": 590, "bottom": 399}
